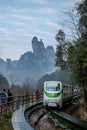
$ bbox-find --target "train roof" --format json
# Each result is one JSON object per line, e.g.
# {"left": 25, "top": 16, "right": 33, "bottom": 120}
{"left": 44, "top": 81, "right": 72, "bottom": 87}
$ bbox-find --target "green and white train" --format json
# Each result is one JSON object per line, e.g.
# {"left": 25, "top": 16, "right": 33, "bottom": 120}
{"left": 43, "top": 81, "right": 77, "bottom": 107}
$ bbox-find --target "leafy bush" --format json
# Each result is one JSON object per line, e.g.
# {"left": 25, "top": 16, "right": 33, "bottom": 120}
{"left": 2, "top": 111, "right": 12, "bottom": 119}
{"left": 0, "top": 111, "right": 13, "bottom": 130}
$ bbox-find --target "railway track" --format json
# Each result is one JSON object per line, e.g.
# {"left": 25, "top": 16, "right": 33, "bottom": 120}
{"left": 24, "top": 102, "right": 58, "bottom": 130}
{"left": 48, "top": 107, "right": 87, "bottom": 130}
{"left": 24, "top": 102, "right": 87, "bottom": 130}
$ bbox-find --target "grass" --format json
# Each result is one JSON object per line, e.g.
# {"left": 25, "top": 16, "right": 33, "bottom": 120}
{"left": 0, "top": 111, "right": 13, "bottom": 130}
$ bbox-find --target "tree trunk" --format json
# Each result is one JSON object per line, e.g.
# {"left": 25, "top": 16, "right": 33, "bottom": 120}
{"left": 83, "top": 82, "right": 87, "bottom": 103}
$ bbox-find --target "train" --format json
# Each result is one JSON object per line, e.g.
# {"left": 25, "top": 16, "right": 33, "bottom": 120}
{"left": 43, "top": 81, "right": 81, "bottom": 108}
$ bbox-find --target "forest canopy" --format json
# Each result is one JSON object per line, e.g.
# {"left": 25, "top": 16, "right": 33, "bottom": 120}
{"left": 55, "top": 0, "right": 87, "bottom": 102}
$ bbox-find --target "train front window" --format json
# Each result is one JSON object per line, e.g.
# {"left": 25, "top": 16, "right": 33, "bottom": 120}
{"left": 56, "top": 83, "right": 60, "bottom": 91}
{"left": 46, "top": 83, "right": 60, "bottom": 91}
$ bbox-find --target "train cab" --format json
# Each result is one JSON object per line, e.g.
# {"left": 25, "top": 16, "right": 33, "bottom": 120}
{"left": 43, "top": 81, "right": 62, "bottom": 107}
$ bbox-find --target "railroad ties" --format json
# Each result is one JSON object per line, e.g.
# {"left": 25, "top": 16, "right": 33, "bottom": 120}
{"left": 48, "top": 108, "right": 87, "bottom": 130}
{"left": 12, "top": 102, "right": 87, "bottom": 130}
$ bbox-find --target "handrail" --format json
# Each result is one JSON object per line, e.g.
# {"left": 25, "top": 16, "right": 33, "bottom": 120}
{"left": 0, "top": 93, "right": 43, "bottom": 115}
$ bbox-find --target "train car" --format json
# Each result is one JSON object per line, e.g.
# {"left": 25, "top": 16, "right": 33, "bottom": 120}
{"left": 62, "top": 83, "right": 73, "bottom": 105}
{"left": 43, "top": 81, "right": 73, "bottom": 108}
{"left": 43, "top": 81, "right": 63, "bottom": 107}
{"left": 72, "top": 87, "right": 81, "bottom": 101}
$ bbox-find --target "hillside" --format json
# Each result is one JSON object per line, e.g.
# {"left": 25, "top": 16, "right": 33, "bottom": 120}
{"left": 37, "top": 69, "right": 76, "bottom": 88}
{"left": 0, "top": 36, "right": 56, "bottom": 86}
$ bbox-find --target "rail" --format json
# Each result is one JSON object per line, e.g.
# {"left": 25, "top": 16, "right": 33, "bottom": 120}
{"left": 23, "top": 101, "right": 87, "bottom": 130}
{"left": 0, "top": 92, "right": 43, "bottom": 115}
{"left": 24, "top": 102, "right": 45, "bottom": 130}
{"left": 12, "top": 102, "right": 43, "bottom": 130}
{"left": 48, "top": 108, "right": 87, "bottom": 130}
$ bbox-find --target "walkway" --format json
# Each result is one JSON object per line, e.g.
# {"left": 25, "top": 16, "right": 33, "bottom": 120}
{"left": 11, "top": 105, "right": 33, "bottom": 130}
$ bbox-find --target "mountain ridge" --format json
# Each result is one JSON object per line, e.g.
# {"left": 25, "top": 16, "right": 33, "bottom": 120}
{"left": 0, "top": 36, "right": 56, "bottom": 86}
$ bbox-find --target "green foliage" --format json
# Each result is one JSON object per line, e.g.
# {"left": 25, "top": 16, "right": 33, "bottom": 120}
{"left": 55, "top": 29, "right": 65, "bottom": 44}
{"left": 55, "top": 29, "right": 69, "bottom": 70}
{"left": 77, "top": 0, "right": 87, "bottom": 40}
{"left": 0, "top": 74, "right": 9, "bottom": 88}
{"left": 2, "top": 111, "right": 12, "bottom": 119}
{"left": 37, "top": 70, "right": 76, "bottom": 88}
{"left": 55, "top": 0, "right": 87, "bottom": 102}
{"left": 68, "top": 0, "right": 87, "bottom": 83}
{"left": 0, "top": 111, "right": 13, "bottom": 130}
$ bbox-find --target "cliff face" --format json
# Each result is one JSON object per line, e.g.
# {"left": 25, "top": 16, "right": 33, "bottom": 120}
{"left": 32, "top": 36, "right": 45, "bottom": 56}
{"left": 31, "top": 36, "right": 55, "bottom": 66}
{"left": 0, "top": 36, "right": 56, "bottom": 85}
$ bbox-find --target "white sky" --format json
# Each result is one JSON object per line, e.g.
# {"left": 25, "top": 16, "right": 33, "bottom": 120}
{"left": 0, "top": 0, "right": 82, "bottom": 61}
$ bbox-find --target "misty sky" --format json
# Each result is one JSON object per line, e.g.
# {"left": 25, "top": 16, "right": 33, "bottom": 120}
{"left": 0, "top": 0, "right": 82, "bottom": 60}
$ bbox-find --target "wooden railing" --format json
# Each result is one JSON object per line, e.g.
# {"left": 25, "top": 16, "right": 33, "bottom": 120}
{"left": 0, "top": 93, "right": 43, "bottom": 115}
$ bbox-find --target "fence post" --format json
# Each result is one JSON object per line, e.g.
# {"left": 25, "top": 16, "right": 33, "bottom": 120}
{"left": 32, "top": 93, "right": 33, "bottom": 104}
{"left": 23, "top": 95, "right": 24, "bottom": 105}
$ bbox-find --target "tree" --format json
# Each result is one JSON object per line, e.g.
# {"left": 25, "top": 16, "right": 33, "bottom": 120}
{"left": 67, "top": 0, "right": 87, "bottom": 102}
{"left": 77, "top": 0, "right": 87, "bottom": 41}
{"left": 55, "top": 29, "right": 69, "bottom": 70}
{"left": 55, "top": 0, "right": 87, "bottom": 102}
{"left": 0, "top": 74, "right": 9, "bottom": 89}
{"left": 73, "top": 0, "right": 87, "bottom": 102}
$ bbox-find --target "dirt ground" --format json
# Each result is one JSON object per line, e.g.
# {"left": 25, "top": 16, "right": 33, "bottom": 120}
{"left": 38, "top": 99, "right": 87, "bottom": 130}
{"left": 35, "top": 115, "right": 63, "bottom": 130}
{"left": 74, "top": 100, "right": 87, "bottom": 121}
{"left": 35, "top": 99, "right": 87, "bottom": 130}
{"left": 65, "top": 99, "right": 87, "bottom": 122}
